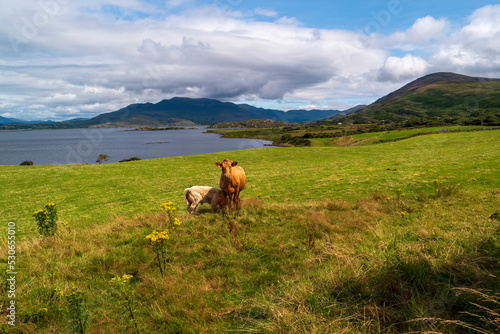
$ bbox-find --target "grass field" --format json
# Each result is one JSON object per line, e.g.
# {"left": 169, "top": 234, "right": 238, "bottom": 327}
{"left": 1, "top": 129, "right": 499, "bottom": 333}
{"left": 311, "top": 126, "right": 492, "bottom": 146}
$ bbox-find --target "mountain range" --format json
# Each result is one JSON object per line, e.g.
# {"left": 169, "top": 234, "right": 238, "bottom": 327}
{"left": 2, "top": 72, "right": 499, "bottom": 128}
{"left": 73, "top": 97, "right": 343, "bottom": 127}
{"left": 0, "top": 116, "right": 57, "bottom": 125}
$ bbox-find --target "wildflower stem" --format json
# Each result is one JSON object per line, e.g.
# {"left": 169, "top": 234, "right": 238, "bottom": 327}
{"left": 155, "top": 252, "right": 164, "bottom": 276}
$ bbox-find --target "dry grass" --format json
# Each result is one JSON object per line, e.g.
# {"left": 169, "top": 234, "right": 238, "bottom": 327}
{"left": 1, "top": 184, "right": 499, "bottom": 333}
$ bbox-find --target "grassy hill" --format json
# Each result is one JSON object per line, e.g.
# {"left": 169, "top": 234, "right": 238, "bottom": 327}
{"left": 334, "top": 72, "right": 500, "bottom": 126}
{"left": 1, "top": 129, "right": 499, "bottom": 332}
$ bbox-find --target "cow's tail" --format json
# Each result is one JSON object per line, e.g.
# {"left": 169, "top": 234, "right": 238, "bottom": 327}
{"left": 183, "top": 188, "right": 190, "bottom": 205}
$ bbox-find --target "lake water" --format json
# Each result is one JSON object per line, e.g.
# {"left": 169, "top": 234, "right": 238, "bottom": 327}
{"left": 0, "top": 127, "right": 273, "bottom": 165}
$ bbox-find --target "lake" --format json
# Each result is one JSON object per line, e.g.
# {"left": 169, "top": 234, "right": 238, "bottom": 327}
{"left": 0, "top": 127, "right": 273, "bottom": 165}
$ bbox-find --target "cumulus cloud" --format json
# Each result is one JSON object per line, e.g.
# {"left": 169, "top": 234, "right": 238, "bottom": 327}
{"left": 386, "top": 16, "right": 449, "bottom": 50}
{"left": 0, "top": 2, "right": 500, "bottom": 120}
{"left": 377, "top": 55, "right": 428, "bottom": 82}
{"left": 430, "top": 5, "right": 500, "bottom": 75}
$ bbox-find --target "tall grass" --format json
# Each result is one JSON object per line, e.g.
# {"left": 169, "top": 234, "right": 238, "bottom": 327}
{"left": 1, "top": 185, "right": 499, "bottom": 332}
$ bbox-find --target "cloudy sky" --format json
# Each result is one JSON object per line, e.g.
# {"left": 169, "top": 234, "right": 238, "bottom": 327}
{"left": 0, "top": 0, "right": 499, "bottom": 121}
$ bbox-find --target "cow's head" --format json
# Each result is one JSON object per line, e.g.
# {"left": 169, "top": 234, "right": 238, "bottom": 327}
{"left": 215, "top": 159, "right": 238, "bottom": 182}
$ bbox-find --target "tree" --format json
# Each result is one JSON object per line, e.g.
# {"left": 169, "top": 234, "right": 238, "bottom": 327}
{"left": 96, "top": 154, "right": 109, "bottom": 164}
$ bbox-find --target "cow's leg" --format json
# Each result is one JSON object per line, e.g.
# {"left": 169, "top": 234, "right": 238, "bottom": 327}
{"left": 229, "top": 191, "right": 237, "bottom": 209}
{"left": 219, "top": 191, "right": 230, "bottom": 214}
{"left": 233, "top": 188, "right": 241, "bottom": 208}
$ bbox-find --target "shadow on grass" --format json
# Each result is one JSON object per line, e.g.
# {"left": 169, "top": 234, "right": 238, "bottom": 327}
{"left": 310, "top": 232, "right": 500, "bottom": 333}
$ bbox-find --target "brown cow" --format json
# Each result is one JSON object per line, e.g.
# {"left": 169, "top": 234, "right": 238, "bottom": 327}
{"left": 215, "top": 159, "right": 246, "bottom": 209}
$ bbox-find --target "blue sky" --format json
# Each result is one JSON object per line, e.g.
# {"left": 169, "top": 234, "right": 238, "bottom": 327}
{"left": 0, "top": 0, "right": 499, "bottom": 120}
{"left": 246, "top": 0, "right": 494, "bottom": 29}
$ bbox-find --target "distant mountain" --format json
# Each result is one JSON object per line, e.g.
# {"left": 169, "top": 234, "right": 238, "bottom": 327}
{"left": 65, "top": 117, "right": 90, "bottom": 122}
{"left": 343, "top": 105, "right": 367, "bottom": 113}
{"left": 77, "top": 97, "right": 343, "bottom": 127}
{"left": 0, "top": 116, "right": 57, "bottom": 125}
{"left": 279, "top": 109, "right": 345, "bottom": 123}
{"left": 334, "top": 72, "right": 500, "bottom": 125}
{"left": 0, "top": 116, "right": 24, "bottom": 124}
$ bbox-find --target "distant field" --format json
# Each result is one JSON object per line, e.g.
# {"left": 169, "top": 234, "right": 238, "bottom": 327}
{"left": 311, "top": 125, "right": 492, "bottom": 146}
{"left": 0, "top": 129, "right": 499, "bottom": 333}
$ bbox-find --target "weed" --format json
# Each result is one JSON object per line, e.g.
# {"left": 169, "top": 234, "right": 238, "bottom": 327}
{"left": 22, "top": 307, "right": 50, "bottom": 326}
{"left": 109, "top": 274, "right": 140, "bottom": 334}
{"left": 63, "top": 222, "right": 71, "bottom": 233}
{"left": 145, "top": 229, "right": 170, "bottom": 276}
{"left": 160, "top": 201, "right": 180, "bottom": 228}
{"left": 62, "top": 287, "right": 89, "bottom": 334}
{"left": 33, "top": 203, "right": 58, "bottom": 237}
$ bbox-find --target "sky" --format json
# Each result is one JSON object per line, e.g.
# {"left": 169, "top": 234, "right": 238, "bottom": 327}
{"left": 0, "top": 0, "right": 499, "bottom": 121}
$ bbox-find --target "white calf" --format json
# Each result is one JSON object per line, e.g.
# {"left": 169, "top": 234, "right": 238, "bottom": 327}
{"left": 183, "top": 186, "right": 222, "bottom": 214}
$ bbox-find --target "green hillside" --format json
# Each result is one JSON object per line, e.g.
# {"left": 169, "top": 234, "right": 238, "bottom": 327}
{"left": 1, "top": 130, "right": 499, "bottom": 333}
{"left": 336, "top": 72, "right": 500, "bottom": 125}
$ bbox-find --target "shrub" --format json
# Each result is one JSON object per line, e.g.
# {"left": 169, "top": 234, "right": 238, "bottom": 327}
{"left": 20, "top": 161, "right": 33, "bottom": 165}
{"left": 119, "top": 157, "right": 142, "bottom": 162}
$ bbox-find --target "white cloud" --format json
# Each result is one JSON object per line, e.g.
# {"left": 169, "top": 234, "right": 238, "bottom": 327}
{"left": 430, "top": 5, "right": 500, "bottom": 76}
{"left": 388, "top": 16, "right": 449, "bottom": 46}
{"left": 377, "top": 55, "right": 428, "bottom": 82}
{"left": 461, "top": 5, "right": 500, "bottom": 38}
{"left": 0, "top": 3, "right": 500, "bottom": 121}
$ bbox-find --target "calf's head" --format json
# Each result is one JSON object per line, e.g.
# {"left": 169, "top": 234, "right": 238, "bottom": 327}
{"left": 215, "top": 159, "right": 238, "bottom": 182}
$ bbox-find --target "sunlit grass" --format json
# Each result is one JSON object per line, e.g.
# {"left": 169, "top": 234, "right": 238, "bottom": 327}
{"left": 2, "top": 188, "right": 499, "bottom": 332}
{"left": 0, "top": 129, "right": 499, "bottom": 332}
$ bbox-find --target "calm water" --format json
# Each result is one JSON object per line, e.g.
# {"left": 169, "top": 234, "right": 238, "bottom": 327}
{"left": 0, "top": 127, "right": 273, "bottom": 165}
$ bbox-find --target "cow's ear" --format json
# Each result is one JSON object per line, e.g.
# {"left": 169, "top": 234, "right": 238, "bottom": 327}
{"left": 215, "top": 162, "right": 221, "bottom": 167}
{"left": 231, "top": 161, "right": 238, "bottom": 167}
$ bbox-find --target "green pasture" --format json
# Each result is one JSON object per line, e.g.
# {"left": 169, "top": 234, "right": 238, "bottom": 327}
{"left": 328, "top": 125, "right": 490, "bottom": 145}
{"left": 1, "top": 129, "right": 499, "bottom": 236}
{"left": 353, "top": 125, "right": 487, "bottom": 140}
{"left": 0, "top": 129, "right": 499, "bottom": 333}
